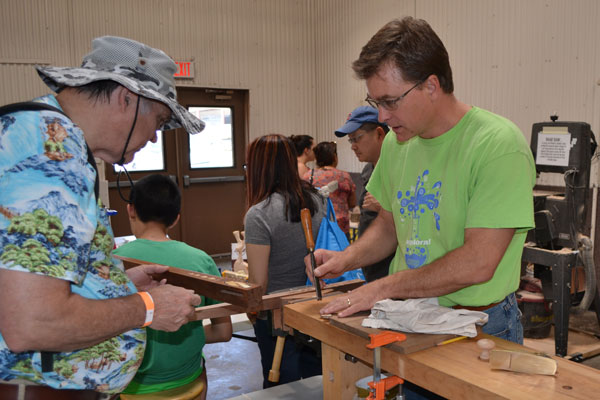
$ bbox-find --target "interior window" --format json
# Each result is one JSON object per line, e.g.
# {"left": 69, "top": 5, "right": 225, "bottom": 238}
{"left": 113, "top": 131, "right": 164, "bottom": 172}
{"left": 187, "top": 107, "right": 233, "bottom": 169}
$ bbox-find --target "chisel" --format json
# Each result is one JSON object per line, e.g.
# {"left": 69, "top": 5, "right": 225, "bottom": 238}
{"left": 301, "top": 208, "right": 322, "bottom": 300}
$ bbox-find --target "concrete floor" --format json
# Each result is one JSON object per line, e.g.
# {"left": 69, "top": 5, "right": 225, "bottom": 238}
{"left": 207, "top": 257, "right": 600, "bottom": 399}
{"left": 204, "top": 327, "right": 263, "bottom": 399}
{"left": 203, "top": 257, "right": 261, "bottom": 399}
{"left": 565, "top": 310, "right": 600, "bottom": 369}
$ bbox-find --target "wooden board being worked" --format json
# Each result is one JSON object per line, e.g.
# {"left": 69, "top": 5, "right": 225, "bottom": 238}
{"left": 194, "top": 279, "right": 365, "bottom": 320}
{"left": 115, "top": 255, "right": 263, "bottom": 311}
{"left": 329, "top": 311, "right": 456, "bottom": 354}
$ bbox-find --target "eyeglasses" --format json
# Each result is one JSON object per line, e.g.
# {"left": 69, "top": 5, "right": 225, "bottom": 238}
{"left": 347, "top": 130, "right": 370, "bottom": 144}
{"left": 365, "top": 80, "right": 424, "bottom": 111}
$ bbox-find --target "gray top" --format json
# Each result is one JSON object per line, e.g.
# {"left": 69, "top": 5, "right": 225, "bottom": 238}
{"left": 358, "top": 163, "right": 377, "bottom": 233}
{"left": 359, "top": 163, "right": 393, "bottom": 282}
{"left": 244, "top": 192, "right": 326, "bottom": 293}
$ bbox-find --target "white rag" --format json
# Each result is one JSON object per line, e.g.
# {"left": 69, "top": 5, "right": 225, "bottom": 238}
{"left": 361, "top": 298, "right": 489, "bottom": 337}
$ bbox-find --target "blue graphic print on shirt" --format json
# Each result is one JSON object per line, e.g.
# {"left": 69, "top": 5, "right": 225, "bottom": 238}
{"left": 397, "top": 170, "right": 442, "bottom": 269}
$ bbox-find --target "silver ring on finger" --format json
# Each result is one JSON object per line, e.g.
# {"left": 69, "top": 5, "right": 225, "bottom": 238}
{"left": 347, "top": 298, "right": 351, "bottom": 307}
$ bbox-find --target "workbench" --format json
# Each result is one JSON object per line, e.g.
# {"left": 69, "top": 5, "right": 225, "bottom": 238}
{"left": 284, "top": 294, "right": 600, "bottom": 399}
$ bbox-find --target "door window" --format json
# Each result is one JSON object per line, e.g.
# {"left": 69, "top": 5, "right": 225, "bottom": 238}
{"left": 188, "top": 107, "right": 233, "bottom": 169}
{"left": 113, "top": 131, "right": 165, "bottom": 172}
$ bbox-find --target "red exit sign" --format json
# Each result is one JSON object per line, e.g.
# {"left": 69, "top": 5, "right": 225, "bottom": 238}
{"left": 174, "top": 60, "right": 194, "bottom": 79}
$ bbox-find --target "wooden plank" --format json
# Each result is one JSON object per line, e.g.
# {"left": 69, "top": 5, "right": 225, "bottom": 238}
{"left": 193, "top": 303, "right": 247, "bottom": 320}
{"left": 193, "top": 279, "right": 365, "bottom": 321}
{"left": 284, "top": 294, "right": 600, "bottom": 399}
{"left": 115, "top": 255, "right": 263, "bottom": 310}
{"left": 328, "top": 313, "right": 455, "bottom": 354}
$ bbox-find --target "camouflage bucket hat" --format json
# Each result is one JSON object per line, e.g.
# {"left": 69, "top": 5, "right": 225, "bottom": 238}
{"left": 35, "top": 36, "right": 204, "bottom": 134}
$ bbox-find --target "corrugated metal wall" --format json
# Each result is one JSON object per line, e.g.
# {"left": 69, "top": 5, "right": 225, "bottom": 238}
{"left": 419, "top": 0, "right": 600, "bottom": 185}
{"left": 2, "top": 0, "right": 600, "bottom": 183}
{"left": 313, "top": 0, "right": 416, "bottom": 172}
{"left": 0, "top": 0, "right": 317, "bottom": 143}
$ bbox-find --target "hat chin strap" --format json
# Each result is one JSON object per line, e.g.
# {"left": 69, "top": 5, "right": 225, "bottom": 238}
{"left": 117, "top": 95, "right": 141, "bottom": 166}
{"left": 115, "top": 95, "right": 141, "bottom": 204}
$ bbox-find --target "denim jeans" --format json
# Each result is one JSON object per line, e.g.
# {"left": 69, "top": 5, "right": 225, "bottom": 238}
{"left": 403, "top": 292, "right": 523, "bottom": 399}
{"left": 480, "top": 292, "right": 523, "bottom": 344}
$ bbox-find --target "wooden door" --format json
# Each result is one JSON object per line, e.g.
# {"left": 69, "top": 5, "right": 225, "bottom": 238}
{"left": 107, "top": 87, "right": 248, "bottom": 256}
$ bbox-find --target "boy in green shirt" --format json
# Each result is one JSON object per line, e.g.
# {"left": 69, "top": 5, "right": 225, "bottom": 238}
{"left": 114, "top": 174, "right": 232, "bottom": 398}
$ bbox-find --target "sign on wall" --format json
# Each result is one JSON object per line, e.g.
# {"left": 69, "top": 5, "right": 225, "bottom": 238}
{"left": 174, "top": 60, "right": 194, "bottom": 79}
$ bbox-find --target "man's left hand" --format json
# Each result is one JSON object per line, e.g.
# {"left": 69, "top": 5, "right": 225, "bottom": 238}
{"left": 320, "top": 281, "right": 380, "bottom": 318}
{"left": 127, "top": 264, "right": 169, "bottom": 291}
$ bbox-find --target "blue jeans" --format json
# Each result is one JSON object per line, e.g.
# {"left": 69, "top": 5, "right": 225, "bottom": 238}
{"left": 403, "top": 293, "right": 523, "bottom": 399}
{"left": 480, "top": 292, "right": 523, "bottom": 344}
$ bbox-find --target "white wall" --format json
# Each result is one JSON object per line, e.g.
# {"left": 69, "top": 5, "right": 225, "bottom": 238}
{"left": 2, "top": 0, "right": 599, "bottom": 184}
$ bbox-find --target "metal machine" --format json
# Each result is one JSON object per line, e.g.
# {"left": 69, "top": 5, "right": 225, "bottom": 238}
{"left": 522, "top": 115, "right": 598, "bottom": 356}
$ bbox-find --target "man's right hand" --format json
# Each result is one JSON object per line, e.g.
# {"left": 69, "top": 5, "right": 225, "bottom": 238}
{"left": 304, "top": 249, "right": 351, "bottom": 284}
{"left": 147, "top": 284, "right": 201, "bottom": 332}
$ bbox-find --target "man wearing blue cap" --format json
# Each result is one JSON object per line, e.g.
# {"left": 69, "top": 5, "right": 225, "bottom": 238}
{"left": 335, "top": 106, "right": 393, "bottom": 282}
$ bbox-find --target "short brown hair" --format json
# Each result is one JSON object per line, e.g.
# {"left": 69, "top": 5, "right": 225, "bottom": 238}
{"left": 314, "top": 141, "right": 337, "bottom": 168}
{"left": 352, "top": 17, "right": 454, "bottom": 93}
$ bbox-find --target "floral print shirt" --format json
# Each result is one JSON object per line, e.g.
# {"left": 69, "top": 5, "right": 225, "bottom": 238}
{"left": 303, "top": 167, "right": 355, "bottom": 233}
{"left": 0, "top": 95, "right": 144, "bottom": 393}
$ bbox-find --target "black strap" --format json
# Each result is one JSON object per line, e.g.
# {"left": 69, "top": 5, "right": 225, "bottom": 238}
{"left": 310, "top": 168, "right": 315, "bottom": 186}
{"left": 0, "top": 101, "right": 99, "bottom": 200}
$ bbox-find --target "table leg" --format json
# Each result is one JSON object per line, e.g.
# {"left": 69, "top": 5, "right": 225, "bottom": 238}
{"left": 321, "top": 343, "right": 372, "bottom": 400}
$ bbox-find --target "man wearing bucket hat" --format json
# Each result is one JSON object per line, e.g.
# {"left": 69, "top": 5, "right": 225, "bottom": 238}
{"left": 0, "top": 36, "right": 205, "bottom": 398}
{"left": 334, "top": 106, "right": 393, "bottom": 282}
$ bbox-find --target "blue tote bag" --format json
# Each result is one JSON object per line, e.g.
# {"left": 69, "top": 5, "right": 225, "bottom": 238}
{"left": 307, "top": 198, "right": 365, "bottom": 285}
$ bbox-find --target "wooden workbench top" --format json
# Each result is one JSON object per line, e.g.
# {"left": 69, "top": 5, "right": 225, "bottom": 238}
{"left": 284, "top": 294, "right": 600, "bottom": 399}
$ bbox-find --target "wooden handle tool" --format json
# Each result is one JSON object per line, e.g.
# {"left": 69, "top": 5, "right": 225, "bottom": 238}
{"left": 301, "top": 208, "right": 322, "bottom": 300}
{"left": 268, "top": 335, "right": 286, "bottom": 382}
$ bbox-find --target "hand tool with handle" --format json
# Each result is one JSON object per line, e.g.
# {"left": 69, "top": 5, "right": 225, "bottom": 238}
{"left": 268, "top": 333, "right": 286, "bottom": 382}
{"left": 301, "top": 208, "right": 322, "bottom": 301}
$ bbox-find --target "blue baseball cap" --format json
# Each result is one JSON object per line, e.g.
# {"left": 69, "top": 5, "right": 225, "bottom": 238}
{"left": 334, "top": 106, "right": 388, "bottom": 137}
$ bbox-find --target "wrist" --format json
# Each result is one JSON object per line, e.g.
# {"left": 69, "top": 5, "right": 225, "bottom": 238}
{"left": 136, "top": 291, "right": 155, "bottom": 327}
{"left": 341, "top": 246, "right": 360, "bottom": 271}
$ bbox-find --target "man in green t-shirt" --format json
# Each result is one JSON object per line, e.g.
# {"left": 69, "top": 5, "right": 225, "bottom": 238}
{"left": 312, "top": 17, "right": 535, "bottom": 345}
{"left": 114, "top": 174, "right": 232, "bottom": 398}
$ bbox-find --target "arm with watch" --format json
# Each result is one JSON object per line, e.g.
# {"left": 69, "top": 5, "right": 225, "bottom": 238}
{"left": 0, "top": 264, "right": 201, "bottom": 353}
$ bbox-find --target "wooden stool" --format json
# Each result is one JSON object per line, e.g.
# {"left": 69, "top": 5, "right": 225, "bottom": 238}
{"left": 119, "top": 378, "right": 205, "bottom": 400}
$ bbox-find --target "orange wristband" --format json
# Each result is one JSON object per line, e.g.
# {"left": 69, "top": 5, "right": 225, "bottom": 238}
{"left": 137, "top": 291, "right": 155, "bottom": 327}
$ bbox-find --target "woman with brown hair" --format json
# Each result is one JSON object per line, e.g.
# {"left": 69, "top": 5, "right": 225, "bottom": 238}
{"left": 244, "top": 134, "right": 325, "bottom": 388}
{"left": 290, "top": 134, "right": 315, "bottom": 177}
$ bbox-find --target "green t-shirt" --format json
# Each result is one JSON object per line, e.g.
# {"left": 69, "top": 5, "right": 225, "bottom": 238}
{"left": 113, "top": 239, "right": 220, "bottom": 394}
{"left": 367, "top": 107, "right": 535, "bottom": 307}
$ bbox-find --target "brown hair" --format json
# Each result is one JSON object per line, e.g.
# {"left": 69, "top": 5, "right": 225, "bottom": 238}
{"left": 314, "top": 141, "right": 337, "bottom": 168}
{"left": 352, "top": 17, "right": 454, "bottom": 93}
{"left": 245, "top": 134, "right": 319, "bottom": 222}
{"left": 289, "top": 134, "right": 314, "bottom": 156}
